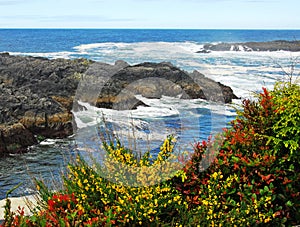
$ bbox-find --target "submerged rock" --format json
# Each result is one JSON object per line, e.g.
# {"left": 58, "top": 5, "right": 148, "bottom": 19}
{"left": 0, "top": 53, "right": 237, "bottom": 153}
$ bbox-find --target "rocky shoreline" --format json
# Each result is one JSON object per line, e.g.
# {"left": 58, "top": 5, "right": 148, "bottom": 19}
{"left": 0, "top": 53, "right": 237, "bottom": 154}
{"left": 197, "top": 40, "right": 300, "bottom": 53}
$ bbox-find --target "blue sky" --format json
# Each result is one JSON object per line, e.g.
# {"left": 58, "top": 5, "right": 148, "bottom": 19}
{"left": 0, "top": 0, "right": 299, "bottom": 28}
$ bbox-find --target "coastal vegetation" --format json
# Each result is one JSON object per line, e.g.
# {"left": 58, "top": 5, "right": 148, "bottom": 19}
{"left": 1, "top": 81, "right": 299, "bottom": 226}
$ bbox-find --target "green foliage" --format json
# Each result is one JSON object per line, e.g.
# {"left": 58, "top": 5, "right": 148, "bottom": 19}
{"left": 174, "top": 82, "right": 300, "bottom": 226}
{"left": 2, "top": 82, "right": 299, "bottom": 226}
{"left": 36, "top": 135, "right": 45, "bottom": 143}
{"left": 268, "top": 82, "right": 300, "bottom": 158}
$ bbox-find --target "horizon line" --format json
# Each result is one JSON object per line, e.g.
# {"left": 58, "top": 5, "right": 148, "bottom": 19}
{"left": 1, "top": 27, "right": 300, "bottom": 30}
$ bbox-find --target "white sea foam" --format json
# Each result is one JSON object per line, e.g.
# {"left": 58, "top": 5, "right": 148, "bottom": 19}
{"left": 238, "top": 45, "right": 244, "bottom": 52}
{"left": 73, "top": 98, "right": 231, "bottom": 156}
{"left": 73, "top": 41, "right": 200, "bottom": 55}
{"left": 73, "top": 100, "right": 177, "bottom": 147}
{"left": 74, "top": 42, "right": 129, "bottom": 52}
{"left": 39, "top": 139, "right": 56, "bottom": 145}
{"left": 8, "top": 51, "right": 74, "bottom": 59}
{"left": 72, "top": 93, "right": 235, "bottom": 147}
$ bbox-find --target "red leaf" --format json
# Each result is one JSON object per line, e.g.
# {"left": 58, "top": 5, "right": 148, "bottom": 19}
{"left": 283, "top": 177, "right": 292, "bottom": 185}
{"left": 233, "top": 163, "right": 239, "bottom": 170}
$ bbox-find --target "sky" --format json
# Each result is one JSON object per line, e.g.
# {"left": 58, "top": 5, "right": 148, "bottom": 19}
{"left": 0, "top": 0, "right": 299, "bottom": 29}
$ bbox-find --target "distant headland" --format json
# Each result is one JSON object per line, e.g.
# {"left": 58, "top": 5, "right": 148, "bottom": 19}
{"left": 196, "top": 40, "right": 300, "bottom": 53}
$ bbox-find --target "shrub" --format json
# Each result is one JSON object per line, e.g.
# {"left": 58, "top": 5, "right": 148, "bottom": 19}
{"left": 173, "top": 82, "right": 300, "bottom": 226}
{"left": 2, "top": 82, "right": 299, "bottom": 226}
{"left": 63, "top": 136, "right": 189, "bottom": 226}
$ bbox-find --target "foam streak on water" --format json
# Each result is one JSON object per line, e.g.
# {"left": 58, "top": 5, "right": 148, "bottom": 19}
{"left": 73, "top": 97, "right": 235, "bottom": 144}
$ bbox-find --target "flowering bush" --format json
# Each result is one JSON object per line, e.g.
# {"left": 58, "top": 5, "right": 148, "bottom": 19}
{"left": 63, "top": 135, "right": 189, "bottom": 225}
{"left": 173, "top": 82, "right": 300, "bottom": 226}
{"left": 2, "top": 82, "right": 299, "bottom": 226}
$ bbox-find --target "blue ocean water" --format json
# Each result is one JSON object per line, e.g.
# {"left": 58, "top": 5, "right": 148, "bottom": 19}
{"left": 1, "top": 29, "right": 300, "bottom": 53}
{"left": 1, "top": 29, "right": 300, "bottom": 199}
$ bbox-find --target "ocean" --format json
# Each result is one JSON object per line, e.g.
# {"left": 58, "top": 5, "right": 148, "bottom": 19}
{"left": 0, "top": 29, "right": 300, "bottom": 199}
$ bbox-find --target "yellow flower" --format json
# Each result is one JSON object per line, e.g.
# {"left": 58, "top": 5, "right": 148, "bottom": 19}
{"left": 212, "top": 172, "right": 218, "bottom": 180}
{"left": 264, "top": 217, "right": 271, "bottom": 223}
{"left": 265, "top": 196, "right": 271, "bottom": 202}
{"left": 173, "top": 195, "right": 181, "bottom": 202}
{"left": 101, "top": 198, "right": 108, "bottom": 205}
{"left": 119, "top": 198, "right": 124, "bottom": 205}
{"left": 202, "top": 200, "right": 209, "bottom": 206}
{"left": 211, "top": 220, "right": 215, "bottom": 227}
{"left": 77, "top": 179, "right": 82, "bottom": 188}
{"left": 77, "top": 204, "right": 85, "bottom": 212}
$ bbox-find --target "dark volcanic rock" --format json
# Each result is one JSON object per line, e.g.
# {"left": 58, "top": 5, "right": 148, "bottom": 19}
{"left": 75, "top": 62, "right": 237, "bottom": 110}
{"left": 0, "top": 53, "right": 91, "bottom": 153}
{"left": 199, "top": 40, "right": 300, "bottom": 53}
{"left": 196, "top": 49, "right": 211, "bottom": 54}
{"left": 0, "top": 53, "right": 237, "bottom": 153}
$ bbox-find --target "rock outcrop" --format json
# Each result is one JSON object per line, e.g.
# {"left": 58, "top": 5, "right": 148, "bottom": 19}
{"left": 197, "top": 40, "right": 300, "bottom": 53}
{"left": 85, "top": 62, "right": 238, "bottom": 109}
{"left": 0, "top": 53, "right": 90, "bottom": 153}
{"left": 0, "top": 53, "right": 237, "bottom": 153}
